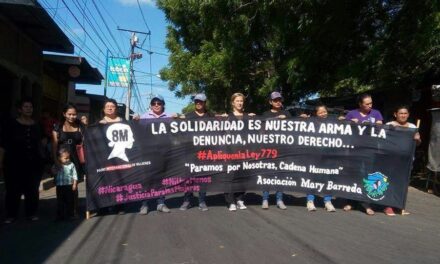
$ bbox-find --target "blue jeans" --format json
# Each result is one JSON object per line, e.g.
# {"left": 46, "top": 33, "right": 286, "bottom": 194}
{"left": 183, "top": 192, "right": 206, "bottom": 203}
{"left": 262, "top": 191, "right": 283, "bottom": 202}
{"left": 157, "top": 196, "right": 166, "bottom": 205}
{"left": 307, "top": 194, "right": 332, "bottom": 202}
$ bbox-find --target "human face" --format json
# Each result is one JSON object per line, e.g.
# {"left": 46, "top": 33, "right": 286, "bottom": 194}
{"left": 359, "top": 97, "right": 373, "bottom": 113}
{"left": 19, "top": 102, "right": 33, "bottom": 117}
{"left": 150, "top": 100, "right": 164, "bottom": 115}
{"left": 63, "top": 108, "right": 78, "bottom": 124}
{"left": 394, "top": 108, "right": 409, "bottom": 124}
{"left": 80, "top": 116, "right": 88, "bottom": 126}
{"left": 270, "top": 98, "right": 283, "bottom": 110}
{"left": 232, "top": 96, "right": 244, "bottom": 112}
{"left": 316, "top": 106, "right": 328, "bottom": 118}
{"left": 59, "top": 152, "right": 70, "bottom": 165}
{"left": 104, "top": 102, "right": 117, "bottom": 117}
{"left": 194, "top": 100, "right": 206, "bottom": 111}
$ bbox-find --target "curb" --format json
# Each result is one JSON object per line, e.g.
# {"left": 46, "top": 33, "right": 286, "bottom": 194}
{"left": 39, "top": 177, "right": 55, "bottom": 192}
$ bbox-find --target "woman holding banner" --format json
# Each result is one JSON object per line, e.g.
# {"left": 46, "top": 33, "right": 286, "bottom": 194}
{"left": 138, "top": 95, "right": 175, "bottom": 215}
{"left": 179, "top": 93, "right": 212, "bottom": 211}
{"left": 223, "top": 93, "right": 255, "bottom": 211}
{"left": 384, "top": 105, "right": 421, "bottom": 216}
{"left": 97, "top": 99, "right": 125, "bottom": 215}
{"left": 261, "top": 91, "right": 290, "bottom": 210}
{"left": 305, "top": 104, "right": 336, "bottom": 212}
{"left": 344, "top": 94, "right": 383, "bottom": 215}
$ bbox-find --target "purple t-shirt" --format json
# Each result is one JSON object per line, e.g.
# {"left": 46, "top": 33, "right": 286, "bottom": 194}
{"left": 345, "top": 109, "right": 383, "bottom": 124}
{"left": 140, "top": 111, "right": 173, "bottom": 119}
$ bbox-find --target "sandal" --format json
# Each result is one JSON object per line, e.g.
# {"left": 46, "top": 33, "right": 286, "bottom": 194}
{"left": 343, "top": 204, "right": 352, "bottom": 211}
{"left": 384, "top": 207, "right": 396, "bottom": 216}
{"left": 365, "top": 208, "right": 375, "bottom": 216}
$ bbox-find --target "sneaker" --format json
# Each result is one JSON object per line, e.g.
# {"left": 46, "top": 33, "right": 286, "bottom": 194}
{"left": 28, "top": 216, "right": 39, "bottom": 221}
{"left": 180, "top": 201, "right": 191, "bottom": 211}
{"left": 198, "top": 202, "right": 209, "bottom": 211}
{"left": 325, "top": 201, "right": 336, "bottom": 212}
{"left": 384, "top": 207, "right": 396, "bottom": 216}
{"left": 237, "top": 200, "right": 247, "bottom": 210}
{"left": 3, "top": 218, "right": 15, "bottom": 224}
{"left": 139, "top": 203, "right": 148, "bottom": 215}
{"left": 229, "top": 204, "right": 237, "bottom": 211}
{"left": 157, "top": 204, "right": 171, "bottom": 213}
{"left": 307, "top": 201, "right": 317, "bottom": 212}
{"left": 277, "top": 200, "right": 287, "bottom": 210}
{"left": 262, "top": 200, "right": 269, "bottom": 209}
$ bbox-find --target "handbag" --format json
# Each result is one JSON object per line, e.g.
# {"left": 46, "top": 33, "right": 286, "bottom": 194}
{"left": 76, "top": 144, "right": 85, "bottom": 164}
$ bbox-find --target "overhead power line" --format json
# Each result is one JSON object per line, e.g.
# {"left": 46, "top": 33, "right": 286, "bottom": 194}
{"left": 60, "top": 0, "right": 107, "bottom": 57}
{"left": 90, "top": 0, "right": 125, "bottom": 56}
{"left": 136, "top": 0, "right": 151, "bottom": 33}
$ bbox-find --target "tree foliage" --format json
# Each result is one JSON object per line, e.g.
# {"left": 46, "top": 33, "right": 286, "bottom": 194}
{"left": 157, "top": 0, "right": 440, "bottom": 112}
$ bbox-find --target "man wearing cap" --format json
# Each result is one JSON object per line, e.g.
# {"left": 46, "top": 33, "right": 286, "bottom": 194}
{"left": 138, "top": 94, "right": 174, "bottom": 214}
{"left": 261, "top": 91, "right": 291, "bottom": 210}
{"left": 179, "top": 93, "right": 212, "bottom": 211}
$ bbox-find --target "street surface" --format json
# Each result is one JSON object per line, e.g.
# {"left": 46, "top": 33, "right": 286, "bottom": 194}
{"left": 1, "top": 184, "right": 440, "bottom": 264}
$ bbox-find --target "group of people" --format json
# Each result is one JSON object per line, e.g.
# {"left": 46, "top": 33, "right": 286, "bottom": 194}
{"left": 130, "top": 91, "right": 420, "bottom": 217}
{"left": 1, "top": 90, "right": 420, "bottom": 224}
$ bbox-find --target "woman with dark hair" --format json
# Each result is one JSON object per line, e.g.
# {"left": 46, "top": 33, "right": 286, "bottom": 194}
{"left": 384, "top": 105, "right": 421, "bottom": 216}
{"left": 52, "top": 104, "right": 84, "bottom": 218}
{"left": 99, "top": 99, "right": 122, "bottom": 124}
{"left": 305, "top": 105, "right": 336, "bottom": 212}
{"left": 98, "top": 99, "right": 127, "bottom": 215}
{"left": 138, "top": 95, "right": 174, "bottom": 215}
{"left": 3, "top": 98, "right": 45, "bottom": 223}
{"left": 344, "top": 94, "right": 383, "bottom": 215}
{"left": 52, "top": 104, "right": 84, "bottom": 179}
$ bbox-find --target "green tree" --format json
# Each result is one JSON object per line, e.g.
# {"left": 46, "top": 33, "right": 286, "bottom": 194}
{"left": 157, "top": 0, "right": 440, "bottom": 111}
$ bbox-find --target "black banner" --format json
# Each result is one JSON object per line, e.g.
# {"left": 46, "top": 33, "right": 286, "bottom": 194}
{"left": 85, "top": 117, "right": 416, "bottom": 210}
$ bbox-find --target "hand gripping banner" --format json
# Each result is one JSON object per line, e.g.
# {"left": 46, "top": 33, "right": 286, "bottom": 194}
{"left": 84, "top": 117, "right": 416, "bottom": 211}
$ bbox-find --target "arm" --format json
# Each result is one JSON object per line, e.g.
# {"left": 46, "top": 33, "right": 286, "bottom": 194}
{"left": 51, "top": 130, "right": 60, "bottom": 166}
{"left": 414, "top": 132, "right": 421, "bottom": 146}
{"left": 72, "top": 164, "right": 78, "bottom": 191}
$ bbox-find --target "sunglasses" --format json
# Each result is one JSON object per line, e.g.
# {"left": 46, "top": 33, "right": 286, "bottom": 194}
{"left": 151, "top": 101, "right": 163, "bottom": 106}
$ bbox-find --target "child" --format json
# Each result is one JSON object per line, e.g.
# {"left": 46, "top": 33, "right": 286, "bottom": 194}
{"left": 54, "top": 148, "right": 78, "bottom": 221}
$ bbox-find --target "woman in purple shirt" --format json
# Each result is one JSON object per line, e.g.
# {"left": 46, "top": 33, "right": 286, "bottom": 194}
{"left": 138, "top": 95, "right": 175, "bottom": 215}
{"left": 344, "top": 94, "right": 383, "bottom": 216}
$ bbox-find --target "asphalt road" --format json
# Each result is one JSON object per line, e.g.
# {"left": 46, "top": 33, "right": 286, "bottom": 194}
{"left": 1, "top": 184, "right": 440, "bottom": 264}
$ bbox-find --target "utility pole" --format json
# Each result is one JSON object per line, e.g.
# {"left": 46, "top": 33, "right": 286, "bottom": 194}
{"left": 126, "top": 33, "right": 137, "bottom": 120}
{"left": 118, "top": 27, "right": 146, "bottom": 120}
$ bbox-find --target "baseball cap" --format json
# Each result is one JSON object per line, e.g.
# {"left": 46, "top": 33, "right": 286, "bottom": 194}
{"left": 151, "top": 94, "right": 165, "bottom": 104}
{"left": 270, "top": 91, "right": 283, "bottom": 100}
{"left": 194, "top": 93, "right": 207, "bottom": 102}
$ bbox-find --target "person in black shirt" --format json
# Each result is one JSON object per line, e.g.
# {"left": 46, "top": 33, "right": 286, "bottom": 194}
{"left": 179, "top": 93, "right": 212, "bottom": 211}
{"left": 3, "top": 98, "right": 45, "bottom": 223}
{"left": 261, "top": 91, "right": 290, "bottom": 210}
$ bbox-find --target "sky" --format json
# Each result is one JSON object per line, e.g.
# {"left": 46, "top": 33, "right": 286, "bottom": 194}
{"left": 39, "top": 0, "right": 188, "bottom": 114}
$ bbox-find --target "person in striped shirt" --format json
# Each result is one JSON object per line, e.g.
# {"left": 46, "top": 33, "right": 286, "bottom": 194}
{"left": 54, "top": 148, "right": 78, "bottom": 221}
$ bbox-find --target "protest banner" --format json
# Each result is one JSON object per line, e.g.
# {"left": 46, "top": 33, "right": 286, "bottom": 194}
{"left": 85, "top": 117, "right": 416, "bottom": 210}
